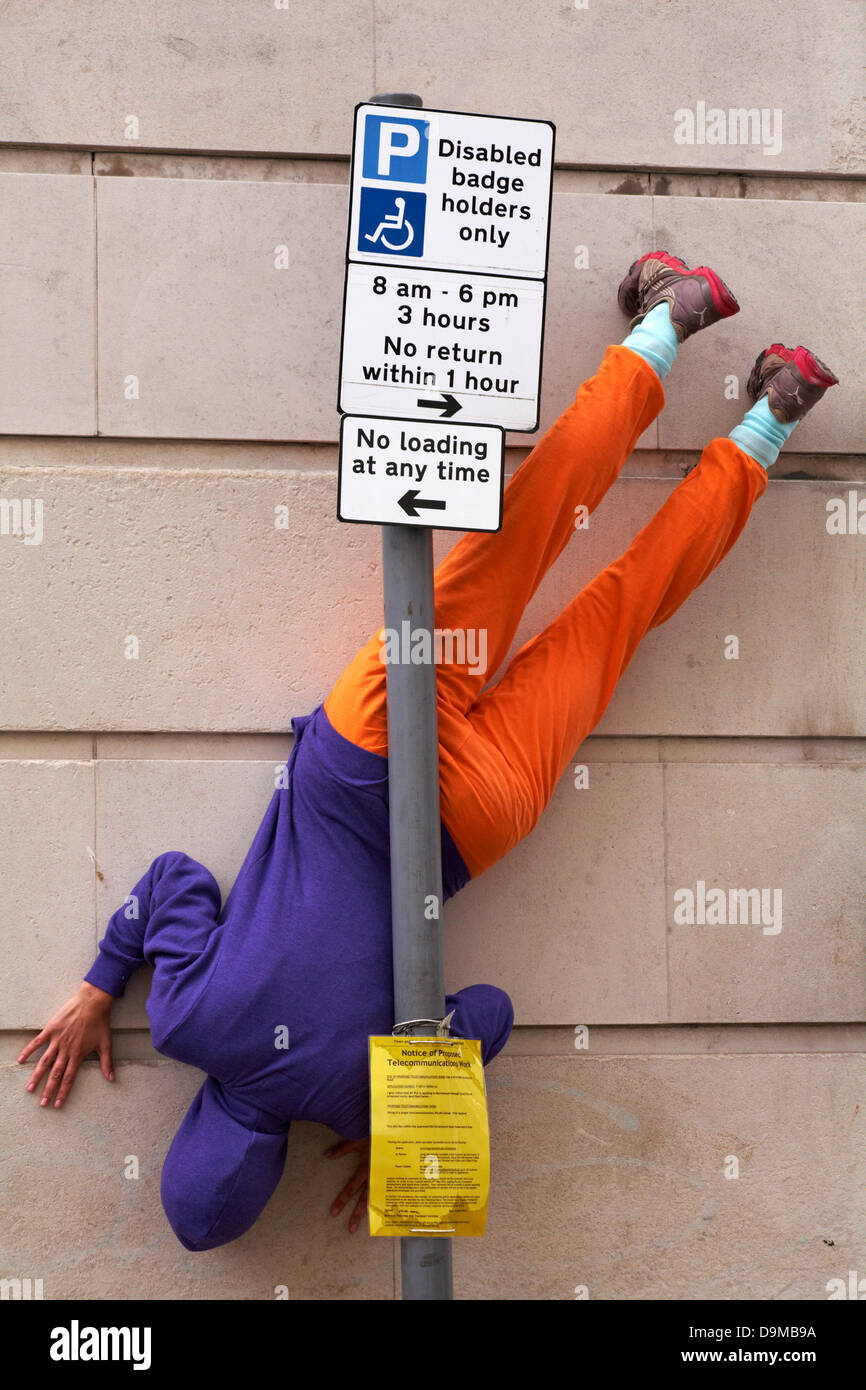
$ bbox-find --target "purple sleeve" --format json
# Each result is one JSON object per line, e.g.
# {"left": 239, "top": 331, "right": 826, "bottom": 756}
{"left": 84, "top": 851, "right": 220, "bottom": 999}
{"left": 446, "top": 983, "right": 514, "bottom": 1064}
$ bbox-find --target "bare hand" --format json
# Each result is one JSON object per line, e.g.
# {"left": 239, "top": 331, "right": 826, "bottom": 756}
{"left": 324, "top": 1137, "right": 370, "bottom": 1233}
{"left": 18, "top": 981, "right": 115, "bottom": 1109}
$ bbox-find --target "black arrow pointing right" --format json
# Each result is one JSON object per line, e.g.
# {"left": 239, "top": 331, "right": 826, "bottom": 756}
{"left": 398, "top": 490, "right": 447, "bottom": 519}
{"left": 417, "top": 392, "right": 461, "bottom": 419}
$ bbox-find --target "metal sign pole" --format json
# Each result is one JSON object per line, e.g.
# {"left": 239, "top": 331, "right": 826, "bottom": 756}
{"left": 369, "top": 92, "right": 453, "bottom": 1302}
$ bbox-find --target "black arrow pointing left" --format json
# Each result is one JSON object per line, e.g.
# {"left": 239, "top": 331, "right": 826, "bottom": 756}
{"left": 398, "top": 490, "right": 447, "bottom": 519}
{"left": 417, "top": 392, "right": 461, "bottom": 419}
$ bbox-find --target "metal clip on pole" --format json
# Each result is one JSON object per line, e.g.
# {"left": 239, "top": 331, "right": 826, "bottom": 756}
{"left": 393, "top": 1010, "right": 456, "bottom": 1039}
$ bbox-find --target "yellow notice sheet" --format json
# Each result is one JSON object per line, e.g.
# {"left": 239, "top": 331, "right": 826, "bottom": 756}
{"left": 368, "top": 1035, "right": 490, "bottom": 1237}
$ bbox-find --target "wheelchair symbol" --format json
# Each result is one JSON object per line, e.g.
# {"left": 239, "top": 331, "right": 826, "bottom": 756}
{"left": 357, "top": 186, "right": 426, "bottom": 258}
{"left": 364, "top": 196, "right": 414, "bottom": 251}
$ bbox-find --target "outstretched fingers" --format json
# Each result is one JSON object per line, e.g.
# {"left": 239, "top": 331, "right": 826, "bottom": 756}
{"left": 17, "top": 1029, "right": 48, "bottom": 1064}
{"left": 39, "top": 1051, "right": 71, "bottom": 1108}
{"left": 99, "top": 1039, "right": 115, "bottom": 1083}
{"left": 323, "top": 1139, "right": 357, "bottom": 1159}
{"left": 349, "top": 1183, "right": 368, "bottom": 1235}
{"left": 24, "top": 1041, "right": 57, "bottom": 1097}
{"left": 53, "top": 1056, "right": 82, "bottom": 1109}
{"left": 331, "top": 1163, "right": 369, "bottom": 1229}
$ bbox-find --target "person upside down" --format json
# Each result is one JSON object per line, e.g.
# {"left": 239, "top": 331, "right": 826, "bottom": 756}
{"left": 19, "top": 252, "right": 838, "bottom": 1250}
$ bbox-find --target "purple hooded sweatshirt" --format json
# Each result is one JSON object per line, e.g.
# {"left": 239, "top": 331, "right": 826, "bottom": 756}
{"left": 85, "top": 704, "right": 514, "bottom": 1252}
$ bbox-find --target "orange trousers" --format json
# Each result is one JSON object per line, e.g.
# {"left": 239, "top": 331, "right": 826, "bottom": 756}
{"left": 325, "top": 343, "right": 767, "bottom": 879}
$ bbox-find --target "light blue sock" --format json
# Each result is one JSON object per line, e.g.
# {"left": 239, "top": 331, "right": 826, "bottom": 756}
{"left": 729, "top": 395, "right": 798, "bottom": 470}
{"left": 621, "top": 301, "right": 680, "bottom": 380}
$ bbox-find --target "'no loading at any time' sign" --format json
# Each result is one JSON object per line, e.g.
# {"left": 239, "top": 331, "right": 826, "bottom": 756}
{"left": 338, "top": 416, "right": 504, "bottom": 533}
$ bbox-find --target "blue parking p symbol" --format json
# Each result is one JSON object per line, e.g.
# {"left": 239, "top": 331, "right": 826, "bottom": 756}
{"left": 362, "top": 114, "right": 430, "bottom": 184}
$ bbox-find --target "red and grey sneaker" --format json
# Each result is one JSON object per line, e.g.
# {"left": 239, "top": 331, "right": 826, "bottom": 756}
{"left": 747, "top": 343, "right": 839, "bottom": 424}
{"left": 617, "top": 250, "right": 740, "bottom": 342}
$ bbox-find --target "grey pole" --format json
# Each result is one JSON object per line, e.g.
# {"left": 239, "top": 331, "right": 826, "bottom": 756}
{"left": 369, "top": 91, "right": 454, "bottom": 1302}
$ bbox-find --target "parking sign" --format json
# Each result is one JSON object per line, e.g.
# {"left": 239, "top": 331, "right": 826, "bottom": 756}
{"left": 338, "top": 102, "right": 555, "bottom": 519}
{"left": 361, "top": 113, "right": 430, "bottom": 183}
{"left": 348, "top": 103, "right": 555, "bottom": 278}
